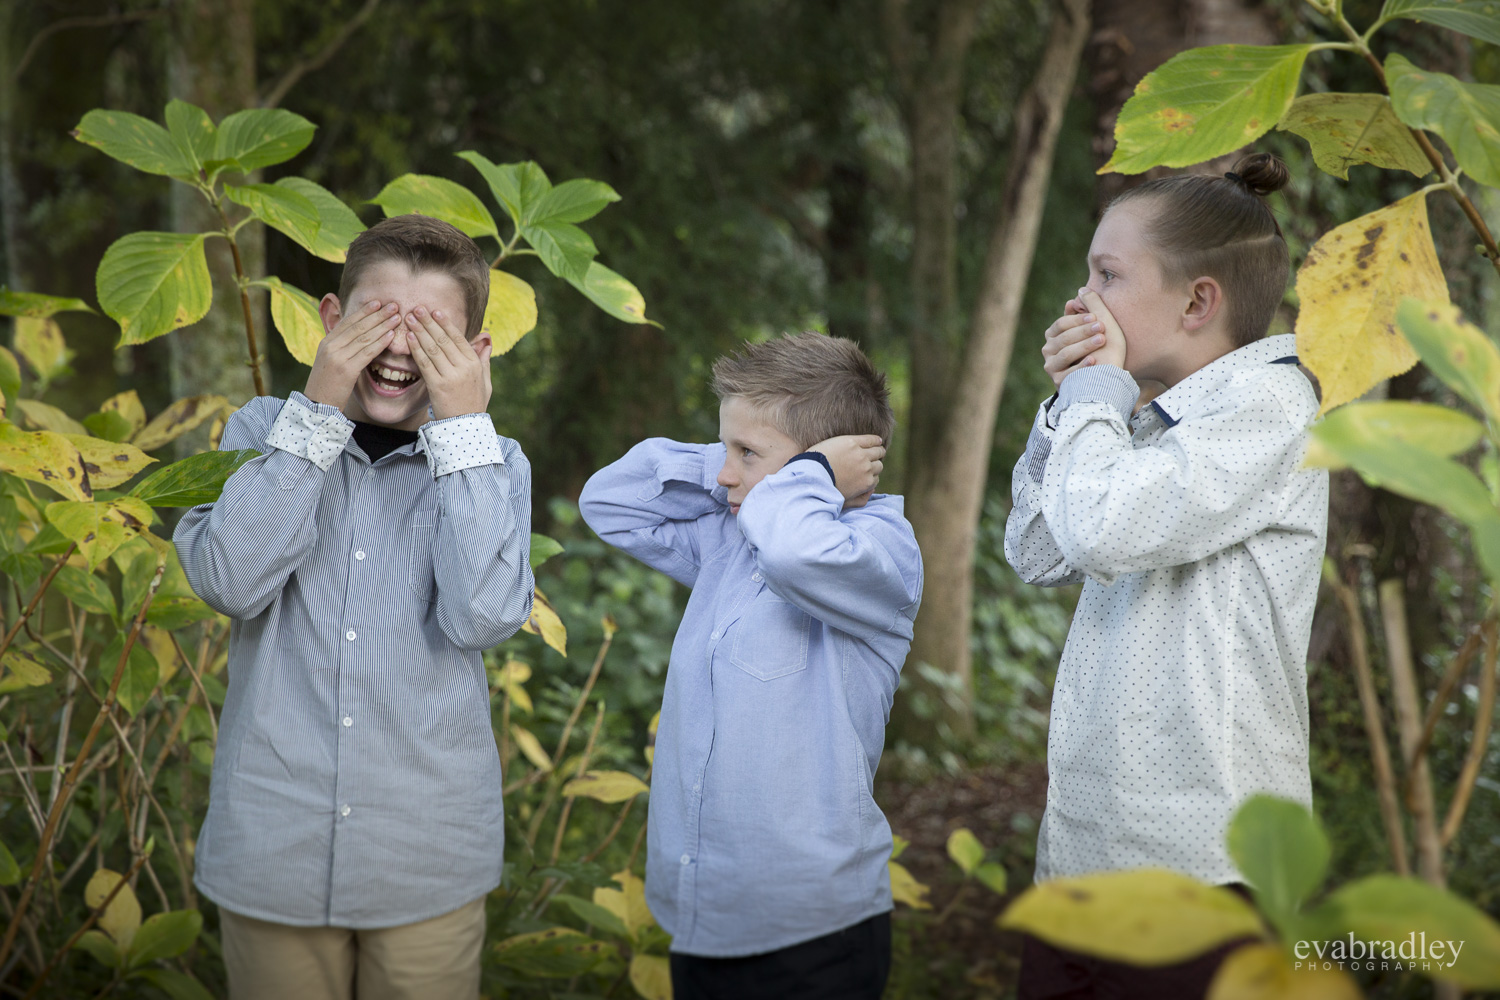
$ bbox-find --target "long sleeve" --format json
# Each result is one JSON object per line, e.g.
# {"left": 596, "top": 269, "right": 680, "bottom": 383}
{"left": 1004, "top": 399, "right": 1086, "bottom": 588}
{"left": 578, "top": 438, "right": 729, "bottom": 587}
{"left": 424, "top": 415, "right": 535, "bottom": 650}
{"left": 1043, "top": 364, "right": 1317, "bottom": 584}
{"left": 736, "top": 460, "right": 922, "bottom": 642}
{"left": 174, "top": 393, "right": 351, "bottom": 619}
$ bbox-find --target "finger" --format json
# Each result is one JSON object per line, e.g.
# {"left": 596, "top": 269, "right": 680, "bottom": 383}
{"left": 1045, "top": 312, "right": 1097, "bottom": 341}
{"left": 406, "top": 313, "right": 453, "bottom": 375}
{"left": 1055, "top": 333, "right": 1106, "bottom": 368}
{"left": 850, "top": 434, "right": 884, "bottom": 448}
{"left": 405, "top": 326, "right": 439, "bottom": 380}
{"left": 339, "top": 301, "right": 397, "bottom": 342}
{"left": 870, "top": 459, "right": 883, "bottom": 476}
{"left": 351, "top": 327, "right": 399, "bottom": 367}
{"left": 414, "top": 307, "right": 466, "bottom": 367}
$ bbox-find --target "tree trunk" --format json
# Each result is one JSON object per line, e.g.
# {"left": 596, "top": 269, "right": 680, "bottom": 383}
{"left": 167, "top": 0, "right": 265, "bottom": 408}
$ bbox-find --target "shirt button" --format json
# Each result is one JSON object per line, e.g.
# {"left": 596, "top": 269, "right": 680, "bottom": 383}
{"left": 710, "top": 630, "right": 721, "bottom": 641}
{"left": 680, "top": 854, "right": 691, "bottom": 865}
{"left": 346, "top": 629, "right": 356, "bottom": 641}
{"left": 342, "top": 716, "right": 352, "bottom": 728}
{"left": 355, "top": 550, "right": 366, "bottom": 561}
{"left": 340, "top": 805, "right": 351, "bottom": 817}
{"left": 751, "top": 572, "right": 762, "bottom": 582}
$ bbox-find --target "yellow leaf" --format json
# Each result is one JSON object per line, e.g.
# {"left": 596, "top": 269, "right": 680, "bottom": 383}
{"left": 84, "top": 869, "right": 142, "bottom": 950}
{"left": 1208, "top": 943, "right": 1362, "bottom": 1000}
{"left": 0, "top": 646, "right": 51, "bottom": 694}
{"left": 45, "top": 497, "right": 155, "bottom": 569}
{"left": 998, "top": 869, "right": 1265, "bottom": 965}
{"left": 496, "top": 660, "right": 534, "bottom": 713}
{"left": 521, "top": 587, "right": 567, "bottom": 656}
{"left": 1295, "top": 192, "right": 1449, "bottom": 413}
{"left": 594, "top": 869, "right": 656, "bottom": 943}
{"left": 133, "top": 395, "right": 230, "bottom": 452}
{"left": 61, "top": 435, "right": 155, "bottom": 490}
{"left": 14, "top": 316, "right": 73, "bottom": 382}
{"left": 509, "top": 723, "right": 553, "bottom": 772}
{"left": 947, "top": 828, "right": 985, "bottom": 876}
{"left": 14, "top": 399, "right": 88, "bottom": 435}
{"left": 629, "top": 954, "right": 672, "bottom": 1000}
{"left": 889, "top": 860, "right": 931, "bottom": 910}
{"left": 140, "top": 624, "right": 178, "bottom": 682}
{"left": 563, "top": 770, "right": 650, "bottom": 803}
{"left": 891, "top": 835, "right": 911, "bottom": 861}
{"left": 645, "top": 710, "right": 659, "bottom": 766}
{"left": 0, "top": 423, "right": 93, "bottom": 501}
{"left": 99, "top": 390, "right": 147, "bottom": 438}
{"left": 263, "top": 276, "right": 326, "bottom": 367}
{"left": 484, "top": 269, "right": 539, "bottom": 355}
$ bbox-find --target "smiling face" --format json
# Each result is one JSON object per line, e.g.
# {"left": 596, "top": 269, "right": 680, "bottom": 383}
{"left": 716, "top": 396, "right": 803, "bottom": 515}
{"left": 325, "top": 260, "right": 469, "bottom": 430}
{"left": 1085, "top": 200, "right": 1196, "bottom": 386}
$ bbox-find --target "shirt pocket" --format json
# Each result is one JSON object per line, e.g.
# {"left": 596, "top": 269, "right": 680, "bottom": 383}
{"left": 409, "top": 509, "right": 438, "bottom": 603}
{"left": 729, "top": 592, "right": 811, "bottom": 680}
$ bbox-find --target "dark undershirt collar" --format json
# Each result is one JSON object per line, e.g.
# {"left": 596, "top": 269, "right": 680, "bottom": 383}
{"left": 351, "top": 420, "right": 419, "bottom": 462}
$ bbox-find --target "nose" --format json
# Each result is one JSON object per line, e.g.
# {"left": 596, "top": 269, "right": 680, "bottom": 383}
{"left": 385, "top": 315, "right": 413, "bottom": 356}
{"left": 716, "top": 461, "right": 736, "bottom": 489}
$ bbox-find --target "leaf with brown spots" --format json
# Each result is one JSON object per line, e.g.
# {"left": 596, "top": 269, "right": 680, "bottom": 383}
{"left": 14, "top": 316, "right": 74, "bottom": 384}
{"left": 0, "top": 423, "right": 92, "bottom": 501}
{"left": 45, "top": 497, "right": 155, "bottom": 569}
{"left": 998, "top": 868, "right": 1265, "bottom": 964}
{"left": 1395, "top": 299, "right": 1500, "bottom": 421}
{"left": 0, "top": 288, "right": 94, "bottom": 319}
{"left": 1294, "top": 192, "right": 1449, "bottom": 413}
{"left": 98, "top": 391, "right": 147, "bottom": 439}
{"left": 60, "top": 435, "right": 156, "bottom": 490}
{"left": 1276, "top": 93, "right": 1432, "bottom": 180}
{"left": 14, "top": 399, "right": 88, "bottom": 436}
{"left": 132, "top": 395, "right": 230, "bottom": 452}
{"left": 521, "top": 587, "right": 567, "bottom": 656}
{"left": 1387, "top": 53, "right": 1500, "bottom": 188}
{"left": 491, "top": 927, "right": 614, "bottom": 978}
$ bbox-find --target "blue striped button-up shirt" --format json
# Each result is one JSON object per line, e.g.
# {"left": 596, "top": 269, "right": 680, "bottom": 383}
{"left": 175, "top": 392, "right": 533, "bottom": 928}
{"left": 579, "top": 440, "right": 923, "bottom": 957}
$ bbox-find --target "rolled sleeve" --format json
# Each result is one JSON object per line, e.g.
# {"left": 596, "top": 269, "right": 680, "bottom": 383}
{"left": 420, "top": 413, "right": 506, "bottom": 478}
{"left": 264, "top": 392, "right": 354, "bottom": 471}
{"left": 1055, "top": 365, "right": 1140, "bottom": 425}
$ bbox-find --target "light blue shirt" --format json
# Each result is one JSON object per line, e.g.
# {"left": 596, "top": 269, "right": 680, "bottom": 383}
{"left": 579, "top": 439, "right": 923, "bottom": 957}
{"left": 174, "top": 392, "right": 534, "bottom": 928}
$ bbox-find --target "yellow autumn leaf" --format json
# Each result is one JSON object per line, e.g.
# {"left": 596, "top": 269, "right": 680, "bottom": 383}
{"left": 262, "top": 276, "right": 325, "bottom": 366}
{"left": 0, "top": 423, "right": 93, "bottom": 501}
{"left": 496, "top": 659, "right": 534, "bottom": 713}
{"left": 61, "top": 434, "right": 156, "bottom": 490}
{"left": 44, "top": 497, "right": 155, "bottom": 569}
{"left": 14, "top": 399, "right": 88, "bottom": 435}
{"left": 889, "top": 860, "right": 931, "bottom": 910}
{"left": 998, "top": 869, "right": 1265, "bottom": 965}
{"left": 563, "top": 770, "right": 650, "bottom": 803}
{"left": 594, "top": 869, "right": 656, "bottom": 943}
{"left": 509, "top": 723, "right": 553, "bottom": 772}
{"left": 133, "top": 394, "right": 230, "bottom": 452}
{"left": 140, "top": 624, "right": 178, "bottom": 683}
{"left": 84, "top": 868, "right": 142, "bottom": 950}
{"left": 484, "top": 268, "right": 539, "bottom": 355}
{"left": 645, "top": 709, "right": 659, "bottom": 766}
{"left": 522, "top": 587, "right": 567, "bottom": 656}
{"left": 1294, "top": 192, "right": 1449, "bottom": 414}
{"left": 99, "top": 390, "right": 147, "bottom": 438}
{"left": 14, "top": 316, "right": 73, "bottom": 382}
{"left": 629, "top": 954, "right": 672, "bottom": 1000}
{"left": 1208, "top": 943, "right": 1362, "bottom": 1000}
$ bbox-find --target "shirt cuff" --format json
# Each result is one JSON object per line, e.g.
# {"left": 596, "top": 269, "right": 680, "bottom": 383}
{"left": 1055, "top": 366, "right": 1140, "bottom": 425}
{"left": 787, "top": 452, "right": 836, "bottom": 487}
{"left": 265, "top": 392, "right": 354, "bottom": 471}
{"left": 419, "top": 412, "right": 505, "bottom": 478}
{"left": 1024, "top": 422, "right": 1053, "bottom": 485}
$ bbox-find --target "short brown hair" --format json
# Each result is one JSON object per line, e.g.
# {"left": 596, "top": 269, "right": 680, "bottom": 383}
{"left": 338, "top": 214, "right": 490, "bottom": 339}
{"left": 1111, "top": 152, "right": 1291, "bottom": 348}
{"left": 710, "top": 332, "right": 895, "bottom": 447}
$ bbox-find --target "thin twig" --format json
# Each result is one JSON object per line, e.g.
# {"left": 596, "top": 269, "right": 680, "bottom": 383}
{"left": 1409, "top": 622, "right": 1489, "bottom": 784}
{"left": 0, "top": 547, "right": 76, "bottom": 661}
{"left": 12, "top": 9, "right": 163, "bottom": 82}
{"left": 258, "top": 0, "right": 383, "bottom": 109}
{"left": 550, "top": 630, "right": 615, "bottom": 770}
{"left": 1441, "top": 621, "right": 1498, "bottom": 845}
{"left": 1379, "top": 579, "right": 1445, "bottom": 887}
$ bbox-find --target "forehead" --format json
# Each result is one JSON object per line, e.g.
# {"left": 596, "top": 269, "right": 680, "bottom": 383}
{"left": 1090, "top": 200, "right": 1156, "bottom": 260}
{"left": 347, "top": 260, "right": 467, "bottom": 315}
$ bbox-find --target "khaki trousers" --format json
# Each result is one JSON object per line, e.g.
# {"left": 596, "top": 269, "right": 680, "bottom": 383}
{"left": 220, "top": 897, "right": 486, "bottom": 1000}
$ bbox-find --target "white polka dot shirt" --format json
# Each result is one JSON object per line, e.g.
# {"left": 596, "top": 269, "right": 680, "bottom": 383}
{"left": 1005, "top": 334, "right": 1329, "bottom": 885}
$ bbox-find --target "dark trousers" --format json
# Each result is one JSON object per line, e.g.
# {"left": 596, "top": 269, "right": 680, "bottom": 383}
{"left": 669, "top": 912, "right": 892, "bottom": 1000}
{"left": 1016, "top": 884, "right": 1257, "bottom": 1000}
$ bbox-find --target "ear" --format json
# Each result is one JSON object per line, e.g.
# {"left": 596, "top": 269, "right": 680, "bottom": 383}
{"left": 468, "top": 329, "right": 492, "bottom": 357}
{"left": 319, "top": 293, "right": 343, "bottom": 335}
{"left": 1182, "top": 277, "right": 1224, "bottom": 331}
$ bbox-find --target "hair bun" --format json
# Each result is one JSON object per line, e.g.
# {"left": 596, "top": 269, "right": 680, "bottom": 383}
{"left": 1228, "top": 152, "right": 1290, "bottom": 196}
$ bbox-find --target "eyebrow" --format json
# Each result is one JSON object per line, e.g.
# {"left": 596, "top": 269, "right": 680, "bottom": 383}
{"left": 1088, "top": 252, "right": 1123, "bottom": 267}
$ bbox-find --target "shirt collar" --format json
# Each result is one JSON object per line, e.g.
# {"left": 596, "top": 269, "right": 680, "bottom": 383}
{"left": 1147, "top": 334, "right": 1299, "bottom": 428}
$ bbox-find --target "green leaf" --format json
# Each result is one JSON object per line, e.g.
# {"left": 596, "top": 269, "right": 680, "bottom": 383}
{"left": 1276, "top": 93, "right": 1432, "bottom": 180}
{"left": 527, "top": 179, "right": 620, "bottom": 225}
{"left": 54, "top": 565, "right": 118, "bottom": 618}
{"left": 0, "top": 838, "right": 18, "bottom": 886}
{"left": 45, "top": 497, "right": 155, "bottom": 569}
{"left": 127, "top": 910, "right": 202, "bottom": 968}
{"left": 566, "top": 262, "right": 658, "bottom": 327}
{"left": 1396, "top": 299, "right": 1500, "bottom": 422}
{"left": 1319, "top": 874, "right": 1500, "bottom": 988}
{"left": 1226, "top": 795, "right": 1330, "bottom": 937}
{"left": 72, "top": 110, "right": 194, "bottom": 179}
{"left": 522, "top": 220, "right": 597, "bottom": 283}
{"left": 492, "top": 927, "right": 614, "bottom": 978}
{"left": 549, "top": 893, "right": 631, "bottom": 940}
{"left": 145, "top": 595, "right": 219, "bottom": 631}
{"left": 1310, "top": 425, "right": 1497, "bottom": 525}
{"left": 14, "top": 316, "right": 74, "bottom": 384}
{"left": 129, "top": 449, "right": 258, "bottom": 507}
{"left": 946, "top": 828, "right": 985, "bottom": 876}
{"left": 1304, "top": 401, "right": 1484, "bottom": 470}
{"left": 274, "top": 178, "right": 365, "bottom": 262}
{"left": 0, "top": 346, "right": 19, "bottom": 405}
{"left": 1102, "top": 45, "right": 1312, "bottom": 174}
{"left": 0, "top": 288, "right": 94, "bottom": 318}
{"left": 74, "top": 929, "right": 122, "bottom": 970}
{"left": 0, "top": 646, "right": 50, "bottom": 694}
{"left": 257, "top": 277, "right": 325, "bottom": 366}
{"left": 974, "top": 862, "right": 1008, "bottom": 895}
{"left": 457, "top": 152, "right": 550, "bottom": 227}
{"left": 212, "top": 108, "right": 316, "bottom": 173}
{"left": 99, "top": 633, "right": 161, "bottom": 717}
{"left": 84, "top": 410, "right": 137, "bottom": 443}
{"left": 163, "top": 100, "right": 216, "bottom": 175}
{"left": 0, "top": 554, "right": 43, "bottom": 593}
{"left": 1379, "top": 0, "right": 1500, "bottom": 46}
{"left": 529, "top": 533, "right": 564, "bottom": 568}
{"left": 368, "top": 174, "right": 498, "bottom": 239}
{"left": 224, "top": 183, "right": 322, "bottom": 255}
{"left": 133, "top": 968, "right": 216, "bottom": 1000}
{"left": 96, "top": 232, "right": 213, "bottom": 346}
{"left": 1388, "top": 54, "right": 1500, "bottom": 187}
{"left": 15, "top": 399, "right": 88, "bottom": 436}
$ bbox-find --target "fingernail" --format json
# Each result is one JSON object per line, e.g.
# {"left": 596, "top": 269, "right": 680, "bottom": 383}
{"left": 1086, "top": 356, "right": 1097, "bottom": 365}
{"left": 1083, "top": 314, "right": 1094, "bottom": 321}
{"left": 1094, "top": 335, "right": 1105, "bottom": 345}
{"left": 385, "top": 303, "right": 397, "bottom": 313}
{"left": 414, "top": 306, "right": 426, "bottom": 317}
{"left": 433, "top": 309, "right": 443, "bottom": 319}
{"left": 1092, "top": 322, "right": 1104, "bottom": 331}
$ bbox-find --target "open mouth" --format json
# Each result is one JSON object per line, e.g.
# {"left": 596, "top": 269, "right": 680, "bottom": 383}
{"left": 366, "top": 362, "right": 420, "bottom": 396}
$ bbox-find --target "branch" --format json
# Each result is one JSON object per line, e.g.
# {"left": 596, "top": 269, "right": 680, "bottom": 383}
{"left": 1441, "top": 619, "right": 1498, "bottom": 845}
{"left": 0, "top": 546, "right": 76, "bottom": 662}
{"left": 258, "top": 0, "right": 383, "bottom": 109}
{"left": 1407, "top": 620, "right": 1488, "bottom": 786}
{"left": 1379, "top": 578, "right": 1446, "bottom": 887}
{"left": 12, "top": 9, "right": 163, "bottom": 83}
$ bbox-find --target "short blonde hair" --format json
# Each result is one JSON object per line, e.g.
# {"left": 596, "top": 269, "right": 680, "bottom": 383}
{"left": 710, "top": 331, "right": 894, "bottom": 447}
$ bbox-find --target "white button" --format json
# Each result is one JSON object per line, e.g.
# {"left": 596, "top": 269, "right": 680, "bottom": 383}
{"left": 340, "top": 805, "right": 351, "bottom": 817}
{"left": 751, "top": 572, "right": 762, "bottom": 582}
{"left": 346, "top": 630, "right": 356, "bottom": 641}
{"left": 711, "top": 630, "right": 721, "bottom": 641}
{"left": 342, "top": 716, "right": 352, "bottom": 728}
{"left": 680, "top": 854, "right": 690, "bottom": 865}
{"left": 355, "top": 550, "right": 366, "bottom": 561}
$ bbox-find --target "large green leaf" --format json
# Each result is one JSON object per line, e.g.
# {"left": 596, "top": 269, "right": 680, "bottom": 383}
{"left": 1277, "top": 94, "right": 1432, "bottom": 179}
{"left": 492, "top": 927, "right": 613, "bottom": 978}
{"left": 528, "top": 179, "right": 620, "bottom": 225}
{"left": 99, "top": 634, "right": 160, "bottom": 717}
{"left": 274, "top": 178, "right": 365, "bottom": 262}
{"left": 163, "top": 100, "right": 216, "bottom": 176}
{"left": 54, "top": 565, "right": 118, "bottom": 618}
{"left": 0, "top": 289, "right": 94, "bottom": 318}
{"left": 1379, "top": 0, "right": 1500, "bottom": 46}
{"left": 1304, "top": 401, "right": 1485, "bottom": 469}
{"left": 548, "top": 893, "right": 630, "bottom": 941}
{"left": 368, "top": 174, "right": 499, "bottom": 239}
{"left": 256, "top": 277, "right": 326, "bottom": 366}
{"left": 1388, "top": 54, "right": 1500, "bottom": 187}
{"left": 1318, "top": 874, "right": 1500, "bottom": 988}
{"left": 45, "top": 497, "right": 155, "bottom": 569}
{"left": 129, "top": 449, "right": 258, "bottom": 507}
{"left": 73, "top": 110, "right": 194, "bottom": 179}
{"left": 127, "top": 910, "right": 202, "bottom": 968}
{"left": 74, "top": 930, "right": 121, "bottom": 971}
{"left": 0, "top": 347, "right": 17, "bottom": 405}
{"left": 1396, "top": 299, "right": 1500, "bottom": 421}
{"left": 96, "top": 232, "right": 213, "bottom": 346}
{"left": 457, "top": 151, "right": 550, "bottom": 227}
{"left": 529, "top": 533, "right": 564, "bottom": 569}
{"left": 1309, "top": 430, "right": 1496, "bottom": 526}
{"left": 566, "top": 262, "right": 658, "bottom": 326}
{"left": 523, "top": 220, "right": 597, "bottom": 283}
{"left": 1102, "top": 45, "right": 1312, "bottom": 174}
{"left": 224, "top": 183, "right": 322, "bottom": 255}
{"left": 0, "top": 646, "right": 50, "bottom": 694}
{"left": 1226, "top": 795, "right": 1330, "bottom": 937}
{"left": 211, "top": 108, "right": 316, "bottom": 173}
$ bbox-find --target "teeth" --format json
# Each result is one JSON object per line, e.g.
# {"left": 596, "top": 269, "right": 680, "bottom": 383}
{"left": 372, "top": 364, "right": 417, "bottom": 383}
